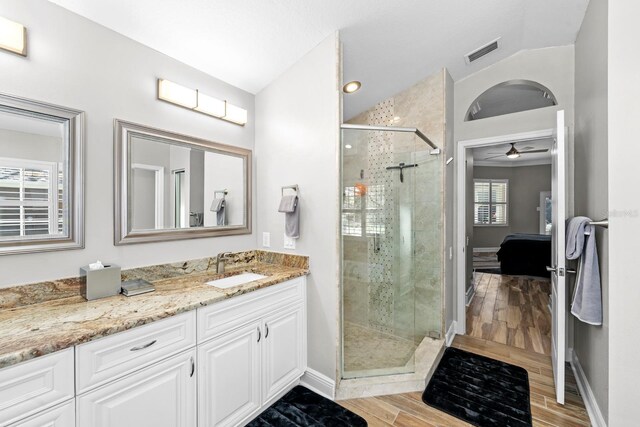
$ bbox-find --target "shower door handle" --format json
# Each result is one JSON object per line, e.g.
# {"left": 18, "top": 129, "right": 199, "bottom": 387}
{"left": 372, "top": 234, "right": 381, "bottom": 253}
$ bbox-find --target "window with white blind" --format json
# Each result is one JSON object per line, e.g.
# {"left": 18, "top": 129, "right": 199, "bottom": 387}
{"left": 474, "top": 179, "right": 508, "bottom": 226}
{"left": 0, "top": 158, "right": 62, "bottom": 239}
{"left": 341, "top": 184, "right": 386, "bottom": 237}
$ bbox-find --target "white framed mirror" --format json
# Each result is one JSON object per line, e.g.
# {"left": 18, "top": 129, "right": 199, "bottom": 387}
{"left": 0, "top": 93, "right": 84, "bottom": 255}
{"left": 114, "top": 119, "right": 252, "bottom": 245}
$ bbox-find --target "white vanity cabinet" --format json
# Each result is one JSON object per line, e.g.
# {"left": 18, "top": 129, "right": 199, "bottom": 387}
{"left": 0, "top": 276, "right": 307, "bottom": 427}
{"left": 197, "top": 277, "right": 307, "bottom": 427}
{"left": 76, "top": 349, "right": 196, "bottom": 427}
{"left": 9, "top": 401, "right": 75, "bottom": 427}
{"left": 0, "top": 348, "right": 74, "bottom": 427}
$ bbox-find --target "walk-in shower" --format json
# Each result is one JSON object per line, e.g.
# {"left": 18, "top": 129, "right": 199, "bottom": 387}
{"left": 340, "top": 122, "right": 444, "bottom": 381}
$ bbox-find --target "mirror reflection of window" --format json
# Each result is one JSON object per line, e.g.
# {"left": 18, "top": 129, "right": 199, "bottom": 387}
{"left": 0, "top": 111, "right": 65, "bottom": 239}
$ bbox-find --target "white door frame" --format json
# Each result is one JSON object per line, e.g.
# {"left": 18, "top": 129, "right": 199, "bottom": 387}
{"left": 131, "top": 163, "right": 165, "bottom": 229}
{"left": 454, "top": 129, "right": 554, "bottom": 334}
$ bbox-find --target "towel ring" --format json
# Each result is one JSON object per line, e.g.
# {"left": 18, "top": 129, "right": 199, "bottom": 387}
{"left": 281, "top": 184, "right": 299, "bottom": 197}
{"left": 214, "top": 189, "right": 228, "bottom": 198}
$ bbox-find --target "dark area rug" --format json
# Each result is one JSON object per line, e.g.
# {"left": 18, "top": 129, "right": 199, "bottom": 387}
{"left": 422, "top": 347, "right": 532, "bottom": 427}
{"left": 474, "top": 267, "right": 502, "bottom": 274}
{"left": 247, "top": 386, "right": 367, "bottom": 427}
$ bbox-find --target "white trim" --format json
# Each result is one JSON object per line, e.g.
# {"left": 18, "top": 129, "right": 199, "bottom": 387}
{"left": 299, "top": 368, "right": 335, "bottom": 400}
{"left": 472, "top": 246, "right": 500, "bottom": 252}
{"left": 131, "top": 163, "right": 165, "bottom": 229}
{"left": 569, "top": 349, "right": 607, "bottom": 427}
{"left": 455, "top": 129, "right": 554, "bottom": 334}
{"left": 474, "top": 158, "right": 552, "bottom": 168}
{"left": 445, "top": 321, "right": 457, "bottom": 347}
{"left": 465, "top": 285, "right": 475, "bottom": 306}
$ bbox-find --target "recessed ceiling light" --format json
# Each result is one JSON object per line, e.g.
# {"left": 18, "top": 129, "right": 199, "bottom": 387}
{"left": 343, "top": 81, "right": 361, "bottom": 94}
{"left": 345, "top": 144, "right": 353, "bottom": 149}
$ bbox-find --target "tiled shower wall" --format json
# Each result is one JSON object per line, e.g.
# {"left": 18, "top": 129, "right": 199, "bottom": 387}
{"left": 342, "top": 69, "right": 445, "bottom": 342}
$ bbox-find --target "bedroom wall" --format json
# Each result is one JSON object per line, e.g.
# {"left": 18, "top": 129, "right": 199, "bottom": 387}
{"left": 472, "top": 164, "right": 551, "bottom": 248}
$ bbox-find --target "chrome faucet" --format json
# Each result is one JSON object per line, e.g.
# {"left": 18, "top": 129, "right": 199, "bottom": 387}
{"left": 216, "top": 252, "right": 232, "bottom": 274}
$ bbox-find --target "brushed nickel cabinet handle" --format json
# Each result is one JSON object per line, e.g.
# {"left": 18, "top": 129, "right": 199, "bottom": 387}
{"left": 130, "top": 339, "right": 157, "bottom": 351}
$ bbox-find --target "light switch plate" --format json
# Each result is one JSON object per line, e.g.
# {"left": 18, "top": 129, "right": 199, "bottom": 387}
{"left": 262, "top": 232, "right": 271, "bottom": 247}
{"left": 284, "top": 234, "right": 296, "bottom": 250}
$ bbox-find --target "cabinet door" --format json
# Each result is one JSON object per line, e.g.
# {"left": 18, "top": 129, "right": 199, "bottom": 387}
{"left": 77, "top": 349, "right": 196, "bottom": 427}
{"left": 10, "top": 400, "right": 74, "bottom": 427}
{"left": 198, "top": 321, "right": 261, "bottom": 427}
{"left": 262, "top": 304, "right": 305, "bottom": 404}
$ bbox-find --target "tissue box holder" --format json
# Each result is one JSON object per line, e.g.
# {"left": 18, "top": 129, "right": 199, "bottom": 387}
{"left": 80, "top": 264, "right": 121, "bottom": 301}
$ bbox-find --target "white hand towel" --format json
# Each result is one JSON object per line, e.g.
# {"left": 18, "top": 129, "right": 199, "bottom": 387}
{"left": 566, "top": 216, "right": 602, "bottom": 325}
{"left": 278, "top": 195, "right": 299, "bottom": 238}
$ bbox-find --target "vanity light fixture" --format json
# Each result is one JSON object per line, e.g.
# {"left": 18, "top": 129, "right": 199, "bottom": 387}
{"left": 195, "top": 92, "right": 226, "bottom": 118}
{"left": 343, "top": 81, "right": 361, "bottom": 94}
{"left": 157, "top": 79, "right": 248, "bottom": 125}
{"left": 0, "top": 16, "right": 27, "bottom": 56}
{"left": 158, "top": 79, "right": 197, "bottom": 108}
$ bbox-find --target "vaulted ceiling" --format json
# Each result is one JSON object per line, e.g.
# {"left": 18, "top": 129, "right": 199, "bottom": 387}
{"left": 48, "top": 0, "right": 589, "bottom": 118}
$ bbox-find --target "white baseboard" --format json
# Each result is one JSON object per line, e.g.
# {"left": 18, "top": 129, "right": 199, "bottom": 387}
{"left": 473, "top": 247, "right": 500, "bottom": 253}
{"left": 300, "top": 368, "right": 335, "bottom": 400}
{"left": 569, "top": 348, "right": 607, "bottom": 427}
{"left": 445, "top": 320, "right": 457, "bottom": 347}
{"left": 465, "top": 285, "right": 475, "bottom": 306}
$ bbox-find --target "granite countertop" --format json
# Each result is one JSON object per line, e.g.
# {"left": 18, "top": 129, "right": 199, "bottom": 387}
{"left": 0, "top": 250, "right": 309, "bottom": 370}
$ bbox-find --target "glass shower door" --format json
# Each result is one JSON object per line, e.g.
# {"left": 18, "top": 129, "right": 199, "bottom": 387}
{"left": 341, "top": 128, "right": 418, "bottom": 379}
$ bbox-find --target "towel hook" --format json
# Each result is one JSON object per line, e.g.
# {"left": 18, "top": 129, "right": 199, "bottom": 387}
{"left": 281, "top": 184, "right": 299, "bottom": 197}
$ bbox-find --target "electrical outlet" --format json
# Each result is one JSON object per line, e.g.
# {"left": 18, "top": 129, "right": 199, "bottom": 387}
{"left": 284, "top": 234, "right": 296, "bottom": 250}
{"left": 262, "top": 232, "right": 271, "bottom": 247}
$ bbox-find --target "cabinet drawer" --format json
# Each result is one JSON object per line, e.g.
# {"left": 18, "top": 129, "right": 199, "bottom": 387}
{"left": 76, "top": 311, "right": 196, "bottom": 394}
{"left": 198, "top": 277, "right": 305, "bottom": 344}
{"left": 9, "top": 400, "right": 74, "bottom": 427}
{"left": 0, "top": 348, "right": 74, "bottom": 427}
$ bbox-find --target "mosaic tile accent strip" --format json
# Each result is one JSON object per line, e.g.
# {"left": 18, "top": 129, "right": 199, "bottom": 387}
{"left": 366, "top": 99, "right": 396, "bottom": 333}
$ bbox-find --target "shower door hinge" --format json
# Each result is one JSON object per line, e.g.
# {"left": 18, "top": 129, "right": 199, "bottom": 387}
{"left": 430, "top": 148, "right": 441, "bottom": 155}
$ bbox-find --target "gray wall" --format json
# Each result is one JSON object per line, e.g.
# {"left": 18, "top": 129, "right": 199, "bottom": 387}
{"left": 255, "top": 34, "right": 340, "bottom": 382}
{"left": 0, "top": 0, "right": 255, "bottom": 287}
{"left": 573, "top": 0, "right": 609, "bottom": 422}
{"left": 472, "top": 165, "right": 551, "bottom": 248}
{"left": 608, "top": 1, "right": 640, "bottom": 424}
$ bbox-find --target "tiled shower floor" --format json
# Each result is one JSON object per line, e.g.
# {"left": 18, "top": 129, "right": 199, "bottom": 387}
{"left": 343, "top": 322, "right": 417, "bottom": 376}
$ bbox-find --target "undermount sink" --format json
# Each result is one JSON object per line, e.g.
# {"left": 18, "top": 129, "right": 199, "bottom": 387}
{"left": 206, "top": 272, "right": 268, "bottom": 289}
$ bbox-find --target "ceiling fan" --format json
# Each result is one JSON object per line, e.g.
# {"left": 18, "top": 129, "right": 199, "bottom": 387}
{"left": 483, "top": 143, "right": 549, "bottom": 160}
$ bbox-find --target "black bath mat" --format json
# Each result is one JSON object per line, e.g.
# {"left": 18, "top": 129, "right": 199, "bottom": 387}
{"left": 422, "top": 347, "right": 532, "bottom": 427}
{"left": 247, "top": 386, "right": 367, "bottom": 427}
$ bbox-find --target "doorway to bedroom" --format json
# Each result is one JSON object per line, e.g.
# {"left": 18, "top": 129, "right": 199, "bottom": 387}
{"left": 461, "top": 134, "right": 554, "bottom": 355}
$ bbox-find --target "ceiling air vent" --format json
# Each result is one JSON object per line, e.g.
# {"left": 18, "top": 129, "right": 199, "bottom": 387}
{"left": 465, "top": 38, "right": 500, "bottom": 64}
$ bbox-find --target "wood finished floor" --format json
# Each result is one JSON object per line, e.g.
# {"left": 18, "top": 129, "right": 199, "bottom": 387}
{"left": 466, "top": 273, "right": 552, "bottom": 355}
{"left": 339, "top": 335, "right": 590, "bottom": 427}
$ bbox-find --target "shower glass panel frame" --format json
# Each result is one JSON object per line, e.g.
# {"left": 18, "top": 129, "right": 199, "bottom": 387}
{"left": 340, "top": 124, "right": 443, "bottom": 380}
